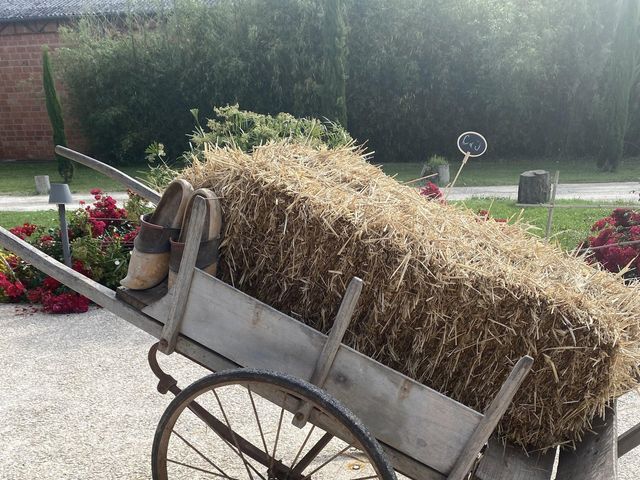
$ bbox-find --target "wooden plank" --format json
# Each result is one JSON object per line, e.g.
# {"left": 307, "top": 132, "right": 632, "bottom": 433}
{"left": 158, "top": 196, "right": 206, "bottom": 355}
{"left": 618, "top": 420, "right": 640, "bottom": 457}
{"left": 308, "top": 276, "right": 362, "bottom": 387}
{"left": 116, "top": 282, "right": 168, "bottom": 310}
{"left": 381, "top": 445, "right": 446, "bottom": 480}
{"left": 293, "top": 277, "right": 362, "bottom": 427}
{"left": 474, "top": 437, "right": 555, "bottom": 480}
{"left": 448, "top": 356, "right": 534, "bottom": 480}
{"left": 143, "top": 269, "right": 483, "bottom": 475}
{"left": 55, "top": 146, "right": 162, "bottom": 204}
{"left": 555, "top": 406, "right": 617, "bottom": 480}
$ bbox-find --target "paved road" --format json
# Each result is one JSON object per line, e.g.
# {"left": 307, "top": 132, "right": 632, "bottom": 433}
{"left": 0, "top": 181, "right": 638, "bottom": 211}
{"left": 445, "top": 181, "right": 639, "bottom": 202}
{"left": 0, "top": 305, "right": 638, "bottom": 479}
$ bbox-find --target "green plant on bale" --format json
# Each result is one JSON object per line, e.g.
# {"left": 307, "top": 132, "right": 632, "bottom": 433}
{"left": 190, "top": 105, "right": 353, "bottom": 156}
{"left": 42, "top": 48, "right": 73, "bottom": 182}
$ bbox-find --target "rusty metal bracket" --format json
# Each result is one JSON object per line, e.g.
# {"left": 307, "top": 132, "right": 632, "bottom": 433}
{"left": 148, "top": 343, "right": 180, "bottom": 395}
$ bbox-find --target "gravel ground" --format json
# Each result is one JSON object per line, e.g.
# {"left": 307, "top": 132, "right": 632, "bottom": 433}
{"left": 0, "top": 304, "right": 638, "bottom": 479}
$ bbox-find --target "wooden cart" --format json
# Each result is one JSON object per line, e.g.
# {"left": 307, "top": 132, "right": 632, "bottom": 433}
{"left": 0, "top": 146, "right": 637, "bottom": 480}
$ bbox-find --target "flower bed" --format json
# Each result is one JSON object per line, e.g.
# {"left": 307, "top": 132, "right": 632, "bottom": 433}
{"left": 583, "top": 208, "right": 640, "bottom": 280}
{"left": 0, "top": 190, "right": 149, "bottom": 313}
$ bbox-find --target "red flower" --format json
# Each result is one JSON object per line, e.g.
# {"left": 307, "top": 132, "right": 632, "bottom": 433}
{"left": 586, "top": 208, "right": 640, "bottom": 278}
{"left": 42, "top": 292, "right": 89, "bottom": 314}
{"left": 39, "top": 235, "right": 54, "bottom": 246}
{"left": 89, "top": 219, "right": 106, "bottom": 237}
{"left": 9, "top": 223, "right": 37, "bottom": 239}
{"left": 0, "top": 273, "right": 25, "bottom": 301}
{"left": 72, "top": 260, "right": 92, "bottom": 279}
{"left": 419, "top": 182, "right": 444, "bottom": 201}
{"left": 43, "top": 277, "right": 61, "bottom": 291}
{"left": 79, "top": 200, "right": 86, "bottom": 205}
{"left": 122, "top": 226, "right": 140, "bottom": 243}
{"left": 90, "top": 188, "right": 102, "bottom": 195}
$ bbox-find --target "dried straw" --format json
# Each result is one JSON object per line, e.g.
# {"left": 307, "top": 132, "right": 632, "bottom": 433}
{"left": 181, "top": 143, "right": 640, "bottom": 450}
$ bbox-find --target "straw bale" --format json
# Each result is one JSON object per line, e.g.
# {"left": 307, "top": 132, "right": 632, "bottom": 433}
{"left": 180, "top": 143, "right": 640, "bottom": 450}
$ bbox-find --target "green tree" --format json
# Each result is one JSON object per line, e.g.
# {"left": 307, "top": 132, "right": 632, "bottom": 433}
{"left": 597, "top": 0, "right": 640, "bottom": 172}
{"left": 320, "top": 0, "right": 348, "bottom": 126}
{"left": 42, "top": 48, "right": 73, "bottom": 182}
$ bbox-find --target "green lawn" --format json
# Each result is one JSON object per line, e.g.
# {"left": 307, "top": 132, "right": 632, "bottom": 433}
{"left": 0, "top": 160, "right": 149, "bottom": 195}
{"left": 453, "top": 199, "right": 620, "bottom": 250}
{"left": 380, "top": 156, "right": 640, "bottom": 185}
{"left": 0, "top": 211, "right": 60, "bottom": 231}
{"left": 1, "top": 199, "right": 625, "bottom": 251}
{"left": 2, "top": 156, "right": 639, "bottom": 195}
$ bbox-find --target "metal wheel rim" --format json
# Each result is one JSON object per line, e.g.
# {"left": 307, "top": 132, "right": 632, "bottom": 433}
{"left": 152, "top": 368, "right": 397, "bottom": 480}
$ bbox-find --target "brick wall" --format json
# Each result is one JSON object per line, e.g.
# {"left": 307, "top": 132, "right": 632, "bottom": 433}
{"left": 0, "top": 20, "right": 87, "bottom": 161}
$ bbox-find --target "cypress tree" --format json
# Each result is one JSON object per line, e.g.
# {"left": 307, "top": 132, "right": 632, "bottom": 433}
{"left": 320, "top": 0, "right": 348, "bottom": 127}
{"left": 42, "top": 48, "right": 73, "bottom": 182}
{"left": 597, "top": 0, "right": 639, "bottom": 172}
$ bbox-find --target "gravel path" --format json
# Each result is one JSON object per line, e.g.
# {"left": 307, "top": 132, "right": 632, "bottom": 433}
{"left": 0, "top": 304, "right": 638, "bottom": 479}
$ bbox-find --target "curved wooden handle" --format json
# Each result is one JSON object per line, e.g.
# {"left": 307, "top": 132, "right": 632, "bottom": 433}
{"left": 55, "top": 146, "right": 162, "bottom": 204}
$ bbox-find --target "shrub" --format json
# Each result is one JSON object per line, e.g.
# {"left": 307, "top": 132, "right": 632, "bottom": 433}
{"left": 427, "top": 155, "right": 448, "bottom": 167}
{"left": 58, "top": 0, "right": 348, "bottom": 164}
{"left": 58, "top": 0, "right": 619, "bottom": 164}
{"left": 42, "top": 48, "right": 73, "bottom": 182}
{"left": 190, "top": 105, "right": 353, "bottom": 155}
{"left": 583, "top": 208, "right": 640, "bottom": 280}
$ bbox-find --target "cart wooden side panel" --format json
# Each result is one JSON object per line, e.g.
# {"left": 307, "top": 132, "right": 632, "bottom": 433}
{"left": 144, "top": 268, "right": 533, "bottom": 478}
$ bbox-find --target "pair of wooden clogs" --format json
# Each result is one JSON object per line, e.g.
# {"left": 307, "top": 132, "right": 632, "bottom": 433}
{"left": 120, "top": 179, "right": 222, "bottom": 290}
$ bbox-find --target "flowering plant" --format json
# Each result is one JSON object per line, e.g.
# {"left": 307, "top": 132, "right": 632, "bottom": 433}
{"left": 419, "top": 181, "right": 445, "bottom": 202}
{"left": 0, "top": 190, "right": 145, "bottom": 313}
{"left": 583, "top": 208, "right": 640, "bottom": 280}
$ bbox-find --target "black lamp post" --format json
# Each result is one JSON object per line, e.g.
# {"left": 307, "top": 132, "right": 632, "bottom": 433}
{"left": 48, "top": 183, "right": 73, "bottom": 267}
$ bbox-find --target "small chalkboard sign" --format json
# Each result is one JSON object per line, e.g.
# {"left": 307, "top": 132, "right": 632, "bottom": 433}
{"left": 457, "top": 131, "right": 487, "bottom": 157}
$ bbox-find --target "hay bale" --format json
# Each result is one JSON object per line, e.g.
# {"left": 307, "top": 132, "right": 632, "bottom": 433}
{"left": 181, "top": 143, "right": 640, "bottom": 450}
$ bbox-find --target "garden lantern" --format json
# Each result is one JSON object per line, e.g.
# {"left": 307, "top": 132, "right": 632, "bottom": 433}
{"left": 48, "top": 183, "right": 73, "bottom": 267}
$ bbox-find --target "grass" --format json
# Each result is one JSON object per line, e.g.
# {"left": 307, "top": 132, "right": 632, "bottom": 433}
{"left": 380, "top": 156, "right": 640, "bottom": 185}
{"left": 1, "top": 199, "right": 629, "bottom": 252}
{"left": 0, "top": 160, "right": 150, "bottom": 195}
{"left": 0, "top": 211, "right": 60, "bottom": 231}
{"left": 3, "top": 156, "right": 638, "bottom": 195}
{"left": 453, "top": 198, "right": 623, "bottom": 250}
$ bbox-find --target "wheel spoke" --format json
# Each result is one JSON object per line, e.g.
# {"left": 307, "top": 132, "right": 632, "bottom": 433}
{"left": 172, "top": 430, "right": 232, "bottom": 479}
{"left": 154, "top": 371, "right": 395, "bottom": 480}
{"left": 212, "top": 389, "right": 263, "bottom": 480}
{"left": 292, "top": 432, "right": 334, "bottom": 475}
{"left": 184, "top": 396, "right": 273, "bottom": 480}
{"left": 167, "top": 458, "right": 237, "bottom": 478}
{"left": 269, "top": 391, "right": 287, "bottom": 475}
{"left": 286, "top": 424, "right": 316, "bottom": 480}
{"left": 247, "top": 385, "right": 270, "bottom": 455}
{"left": 301, "top": 443, "right": 353, "bottom": 479}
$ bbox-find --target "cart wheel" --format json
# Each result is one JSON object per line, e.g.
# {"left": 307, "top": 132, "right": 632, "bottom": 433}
{"left": 152, "top": 368, "right": 397, "bottom": 480}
